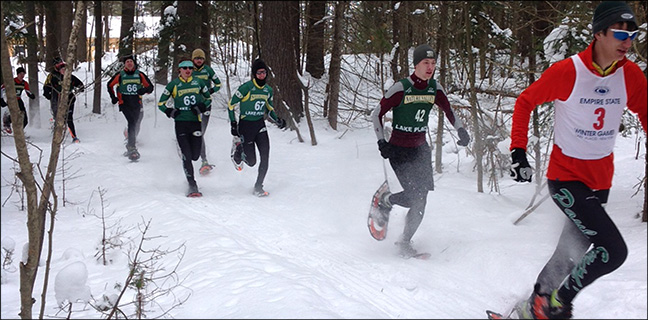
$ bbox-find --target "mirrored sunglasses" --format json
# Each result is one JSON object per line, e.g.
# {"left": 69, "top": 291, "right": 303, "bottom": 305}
{"left": 610, "top": 29, "right": 638, "bottom": 41}
{"left": 256, "top": 70, "right": 267, "bottom": 75}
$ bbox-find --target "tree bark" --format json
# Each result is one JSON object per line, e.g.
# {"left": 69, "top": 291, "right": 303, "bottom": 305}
{"left": 465, "top": 2, "right": 484, "bottom": 193}
{"left": 305, "top": 0, "right": 325, "bottom": 79}
{"left": 326, "top": 1, "right": 346, "bottom": 130}
{"left": 26, "top": 1, "right": 41, "bottom": 128}
{"left": 93, "top": 0, "right": 103, "bottom": 114}
{"left": 5, "top": 3, "right": 86, "bottom": 317}
{"left": 261, "top": 1, "right": 303, "bottom": 122}
{"left": 45, "top": 2, "right": 59, "bottom": 70}
{"left": 155, "top": 1, "right": 174, "bottom": 85}
{"left": 119, "top": 0, "right": 136, "bottom": 57}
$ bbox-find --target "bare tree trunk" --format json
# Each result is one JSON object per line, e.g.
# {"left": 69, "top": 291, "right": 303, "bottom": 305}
{"left": 119, "top": 0, "right": 136, "bottom": 57}
{"left": 155, "top": 1, "right": 174, "bottom": 85}
{"left": 199, "top": 0, "right": 211, "bottom": 63}
{"left": 305, "top": 0, "right": 325, "bottom": 79}
{"left": 435, "top": 1, "right": 448, "bottom": 174}
{"left": 174, "top": 1, "right": 199, "bottom": 65}
{"left": 93, "top": 0, "right": 103, "bottom": 114}
{"left": 26, "top": 1, "right": 41, "bottom": 128}
{"left": 326, "top": 1, "right": 345, "bottom": 131}
{"left": 464, "top": 2, "right": 484, "bottom": 193}
{"left": 45, "top": 2, "right": 59, "bottom": 70}
{"left": 76, "top": 5, "right": 88, "bottom": 63}
{"left": 261, "top": 1, "right": 303, "bottom": 122}
{"left": 4, "top": 4, "right": 86, "bottom": 317}
{"left": 58, "top": 1, "right": 73, "bottom": 59}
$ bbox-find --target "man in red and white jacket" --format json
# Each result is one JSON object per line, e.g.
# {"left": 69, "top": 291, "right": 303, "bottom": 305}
{"left": 507, "top": 1, "right": 647, "bottom": 319}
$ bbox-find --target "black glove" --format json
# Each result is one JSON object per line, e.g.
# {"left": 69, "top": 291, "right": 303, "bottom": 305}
{"left": 208, "top": 87, "right": 215, "bottom": 95}
{"left": 276, "top": 118, "right": 286, "bottom": 129}
{"left": 191, "top": 102, "right": 209, "bottom": 115}
{"left": 510, "top": 148, "right": 533, "bottom": 182}
{"left": 136, "top": 87, "right": 147, "bottom": 95}
{"left": 0, "top": 99, "right": 6, "bottom": 107}
{"left": 44, "top": 92, "right": 51, "bottom": 100}
{"left": 164, "top": 108, "right": 179, "bottom": 119}
{"left": 457, "top": 127, "right": 470, "bottom": 146}
{"left": 111, "top": 96, "right": 119, "bottom": 105}
{"left": 230, "top": 121, "right": 239, "bottom": 136}
{"left": 377, "top": 139, "right": 394, "bottom": 159}
{"left": 27, "top": 92, "right": 36, "bottom": 100}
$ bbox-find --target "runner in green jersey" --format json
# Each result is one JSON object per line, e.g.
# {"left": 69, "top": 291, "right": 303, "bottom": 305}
{"left": 158, "top": 59, "right": 212, "bottom": 197}
{"left": 228, "top": 59, "right": 286, "bottom": 197}
{"left": 191, "top": 49, "right": 222, "bottom": 174}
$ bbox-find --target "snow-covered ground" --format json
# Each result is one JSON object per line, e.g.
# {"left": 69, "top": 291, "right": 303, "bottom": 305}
{"left": 1, "top": 51, "right": 646, "bottom": 319}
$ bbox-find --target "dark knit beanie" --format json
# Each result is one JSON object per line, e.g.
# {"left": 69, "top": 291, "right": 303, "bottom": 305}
{"left": 252, "top": 59, "right": 268, "bottom": 76}
{"left": 413, "top": 44, "right": 437, "bottom": 66}
{"left": 592, "top": 1, "right": 636, "bottom": 34}
{"left": 252, "top": 59, "right": 268, "bottom": 86}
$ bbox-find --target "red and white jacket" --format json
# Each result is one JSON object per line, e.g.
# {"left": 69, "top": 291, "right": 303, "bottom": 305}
{"left": 510, "top": 40, "right": 647, "bottom": 190}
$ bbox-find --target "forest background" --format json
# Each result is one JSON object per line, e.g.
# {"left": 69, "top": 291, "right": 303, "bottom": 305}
{"left": 0, "top": 1, "right": 647, "bottom": 319}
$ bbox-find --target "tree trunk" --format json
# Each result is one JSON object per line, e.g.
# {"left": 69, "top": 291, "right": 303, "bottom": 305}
{"left": 155, "top": 1, "right": 174, "bottom": 85}
{"left": 5, "top": 3, "right": 86, "bottom": 317}
{"left": 435, "top": 2, "right": 448, "bottom": 174}
{"left": 465, "top": 2, "right": 484, "bottom": 193}
{"left": 199, "top": 0, "right": 211, "bottom": 63}
{"left": 174, "top": 1, "right": 199, "bottom": 65}
{"left": 58, "top": 1, "right": 73, "bottom": 59}
{"left": 305, "top": 0, "right": 325, "bottom": 79}
{"left": 119, "top": 0, "right": 136, "bottom": 57}
{"left": 326, "top": 1, "right": 346, "bottom": 131}
{"left": 45, "top": 2, "right": 59, "bottom": 70}
{"left": 26, "top": 1, "right": 41, "bottom": 128}
{"left": 93, "top": 0, "right": 103, "bottom": 114}
{"left": 390, "top": 0, "right": 402, "bottom": 81}
{"left": 261, "top": 1, "right": 303, "bottom": 122}
{"left": 76, "top": 5, "right": 87, "bottom": 63}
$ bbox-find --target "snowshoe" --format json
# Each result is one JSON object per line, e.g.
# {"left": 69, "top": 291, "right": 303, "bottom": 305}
{"left": 253, "top": 185, "right": 269, "bottom": 197}
{"left": 186, "top": 182, "right": 202, "bottom": 198}
{"left": 231, "top": 136, "right": 244, "bottom": 171}
{"left": 199, "top": 161, "right": 215, "bottom": 176}
{"left": 367, "top": 180, "right": 391, "bottom": 241}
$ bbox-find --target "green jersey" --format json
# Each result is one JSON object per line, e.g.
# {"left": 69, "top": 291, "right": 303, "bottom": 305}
{"left": 158, "top": 76, "right": 212, "bottom": 122}
{"left": 228, "top": 79, "right": 279, "bottom": 122}
{"left": 192, "top": 64, "right": 221, "bottom": 93}
{"left": 392, "top": 78, "right": 437, "bottom": 134}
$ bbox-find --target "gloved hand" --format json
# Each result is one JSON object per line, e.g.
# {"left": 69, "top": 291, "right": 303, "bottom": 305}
{"left": 44, "top": 92, "right": 51, "bottom": 100}
{"left": 0, "top": 99, "right": 6, "bottom": 107}
{"left": 164, "top": 108, "right": 179, "bottom": 119}
{"left": 136, "top": 87, "right": 148, "bottom": 95}
{"left": 457, "top": 127, "right": 470, "bottom": 146}
{"left": 208, "top": 87, "right": 215, "bottom": 95}
{"left": 276, "top": 118, "right": 286, "bottom": 129}
{"left": 377, "top": 139, "right": 394, "bottom": 159}
{"left": 510, "top": 148, "right": 532, "bottom": 182}
{"left": 230, "top": 121, "right": 239, "bottom": 136}
{"left": 27, "top": 92, "right": 36, "bottom": 100}
{"left": 111, "top": 96, "right": 119, "bottom": 105}
{"left": 191, "top": 102, "right": 209, "bottom": 115}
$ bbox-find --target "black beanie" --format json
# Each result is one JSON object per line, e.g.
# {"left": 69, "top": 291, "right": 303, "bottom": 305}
{"left": 252, "top": 59, "right": 268, "bottom": 86}
{"left": 120, "top": 54, "right": 137, "bottom": 68}
{"left": 413, "top": 44, "right": 437, "bottom": 66}
{"left": 592, "top": 1, "right": 636, "bottom": 34}
{"left": 252, "top": 59, "right": 268, "bottom": 77}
